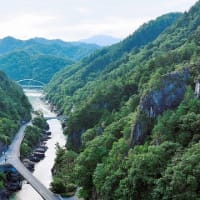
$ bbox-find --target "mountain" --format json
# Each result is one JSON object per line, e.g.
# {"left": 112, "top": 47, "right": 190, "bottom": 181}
{"left": 80, "top": 35, "right": 121, "bottom": 46}
{"left": 47, "top": 1, "right": 200, "bottom": 198}
{"left": 46, "top": 12, "right": 182, "bottom": 117}
{"left": 0, "top": 37, "right": 99, "bottom": 83}
{"left": 0, "top": 70, "right": 31, "bottom": 190}
{"left": 0, "top": 37, "right": 99, "bottom": 61}
{"left": 0, "top": 51, "right": 73, "bottom": 83}
{"left": 0, "top": 71, "right": 31, "bottom": 147}
{"left": 46, "top": 1, "right": 200, "bottom": 198}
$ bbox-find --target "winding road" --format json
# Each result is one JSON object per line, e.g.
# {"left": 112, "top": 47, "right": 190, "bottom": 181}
{"left": 0, "top": 123, "right": 62, "bottom": 200}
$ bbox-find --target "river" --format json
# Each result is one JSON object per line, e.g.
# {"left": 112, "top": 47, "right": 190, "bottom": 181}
{"left": 10, "top": 89, "right": 66, "bottom": 200}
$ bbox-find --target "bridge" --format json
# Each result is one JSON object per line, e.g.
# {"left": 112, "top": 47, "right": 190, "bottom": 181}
{"left": 45, "top": 116, "right": 68, "bottom": 121}
{"left": 0, "top": 123, "right": 62, "bottom": 200}
{"left": 16, "top": 79, "right": 46, "bottom": 89}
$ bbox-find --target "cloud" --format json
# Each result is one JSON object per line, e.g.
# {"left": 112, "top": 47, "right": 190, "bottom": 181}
{"left": 0, "top": 14, "right": 56, "bottom": 39}
{"left": 0, "top": 0, "right": 198, "bottom": 41}
{"left": 76, "top": 7, "right": 91, "bottom": 14}
{"left": 45, "top": 16, "right": 149, "bottom": 40}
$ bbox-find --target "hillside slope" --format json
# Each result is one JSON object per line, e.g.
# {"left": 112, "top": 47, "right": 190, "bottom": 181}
{"left": 0, "top": 70, "right": 31, "bottom": 189}
{"left": 46, "top": 12, "right": 181, "bottom": 112}
{"left": 0, "top": 71, "right": 31, "bottom": 144}
{"left": 0, "top": 51, "right": 73, "bottom": 83}
{"left": 0, "top": 37, "right": 99, "bottom": 61}
{"left": 0, "top": 37, "right": 99, "bottom": 83}
{"left": 47, "top": 1, "right": 200, "bottom": 199}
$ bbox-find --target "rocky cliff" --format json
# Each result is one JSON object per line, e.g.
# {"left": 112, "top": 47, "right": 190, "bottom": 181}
{"left": 67, "top": 130, "right": 83, "bottom": 151}
{"left": 0, "top": 189, "right": 9, "bottom": 200}
{"left": 131, "top": 68, "right": 190, "bottom": 146}
{"left": 195, "top": 75, "right": 200, "bottom": 98}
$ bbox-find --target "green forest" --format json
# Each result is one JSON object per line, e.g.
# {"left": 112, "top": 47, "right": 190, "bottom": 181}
{"left": 0, "top": 37, "right": 99, "bottom": 83}
{"left": 0, "top": 71, "right": 31, "bottom": 188}
{"left": 20, "top": 114, "right": 49, "bottom": 157}
{"left": 0, "top": 71, "right": 31, "bottom": 143}
{"left": 45, "top": 1, "right": 200, "bottom": 199}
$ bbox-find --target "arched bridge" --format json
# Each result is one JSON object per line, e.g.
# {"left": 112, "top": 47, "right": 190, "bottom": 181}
{"left": 17, "top": 79, "right": 46, "bottom": 89}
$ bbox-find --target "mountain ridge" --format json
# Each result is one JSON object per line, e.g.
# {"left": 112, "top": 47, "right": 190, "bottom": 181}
{"left": 45, "top": 1, "right": 200, "bottom": 198}
{"left": 0, "top": 36, "right": 100, "bottom": 60}
{"left": 0, "top": 36, "right": 100, "bottom": 83}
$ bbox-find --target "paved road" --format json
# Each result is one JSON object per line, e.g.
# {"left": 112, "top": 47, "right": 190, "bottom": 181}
{"left": 0, "top": 123, "right": 62, "bottom": 200}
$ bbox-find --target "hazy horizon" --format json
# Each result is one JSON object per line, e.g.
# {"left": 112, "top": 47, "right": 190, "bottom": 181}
{"left": 0, "top": 34, "right": 121, "bottom": 43}
{"left": 0, "top": 0, "right": 198, "bottom": 41}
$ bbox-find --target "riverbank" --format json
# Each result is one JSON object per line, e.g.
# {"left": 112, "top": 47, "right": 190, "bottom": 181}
{"left": 0, "top": 114, "right": 50, "bottom": 198}
{"left": 12, "top": 89, "right": 66, "bottom": 200}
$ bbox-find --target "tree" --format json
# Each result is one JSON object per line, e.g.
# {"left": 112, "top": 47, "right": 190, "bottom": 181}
{"left": 154, "top": 143, "right": 200, "bottom": 200}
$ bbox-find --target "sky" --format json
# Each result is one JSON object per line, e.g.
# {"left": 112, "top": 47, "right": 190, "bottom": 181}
{"left": 0, "top": 0, "right": 198, "bottom": 41}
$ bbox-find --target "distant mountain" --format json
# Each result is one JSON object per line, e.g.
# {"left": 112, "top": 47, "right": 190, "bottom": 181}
{"left": 80, "top": 35, "right": 121, "bottom": 46}
{"left": 0, "top": 51, "right": 73, "bottom": 83}
{"left": 0, "top": 37, "right": 99, "bottom": 83}
{"left": 0, "top": 36, "right": 100, "bottom": 61}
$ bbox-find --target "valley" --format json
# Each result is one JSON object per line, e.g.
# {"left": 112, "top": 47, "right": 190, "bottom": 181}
{"left": 0, "top": 1, "right": 200, "bottom": 200}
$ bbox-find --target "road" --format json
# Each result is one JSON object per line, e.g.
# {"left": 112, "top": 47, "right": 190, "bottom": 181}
{"left": 0, "top": 123, "right": 62, "bottom": 200}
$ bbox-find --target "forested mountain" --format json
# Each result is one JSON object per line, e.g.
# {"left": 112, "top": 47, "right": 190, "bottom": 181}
{"left": 0, "top": 37, "right": 99, "bottom": 61}
{"left": 46, "top": 12, "right": 181, "bottom": 111}
{"left": 0, "top": 37, "right": 99, "bottom": 83}
{"left": 0, "top": 71, "right": 31, "bottom": 189}
{"left": 46, "top": 1, "right": 200, "bottom": 199}
{"left": 0, "top": 51, "right": 73, "bottom": 83}
{"left": 0, "top": 71, "right": 31, "bottom": 151}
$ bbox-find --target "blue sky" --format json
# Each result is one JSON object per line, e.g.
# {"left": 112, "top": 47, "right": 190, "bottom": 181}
{"left": 0, "top": 0, "right": 198, "bottom": 41}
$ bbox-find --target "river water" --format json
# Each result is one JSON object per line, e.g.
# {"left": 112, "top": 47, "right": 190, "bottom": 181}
{"left": 10, "top": 89, "right": 66, "bottom": 200}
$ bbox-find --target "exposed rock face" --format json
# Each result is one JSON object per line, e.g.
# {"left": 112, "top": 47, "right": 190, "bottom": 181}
{"left": 68, "top": 126, "right": 103, "bottom": 151}
{"left": 141, "top": 69, "right": 190, "bottom": 118}
{"left": 0, "top": 142, "right": 7, "bottom": 155}
{"left": 0, "top": 189, "right": 9, "bottom": 200}
{"left": 195, "top": 76, "right": 200, "bottom": 98}
{"left": 131, "top": 69, "right": 190, "bottom": 146}
{"left": 67, "top": 130, "right": 84, "bottom": 151}
{"left": 131, "top": 116, "right": 152, "bottom": 145}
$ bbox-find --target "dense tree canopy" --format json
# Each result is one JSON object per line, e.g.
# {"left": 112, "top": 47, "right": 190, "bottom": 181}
{"left": 0, "top": 37, "right": 99, "bottom": 83}
{"left": 0, "top": 71, "right": 31, "bottom": 188}
{"left": 47, "top": 1, "right": 200, "bottom": 199}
